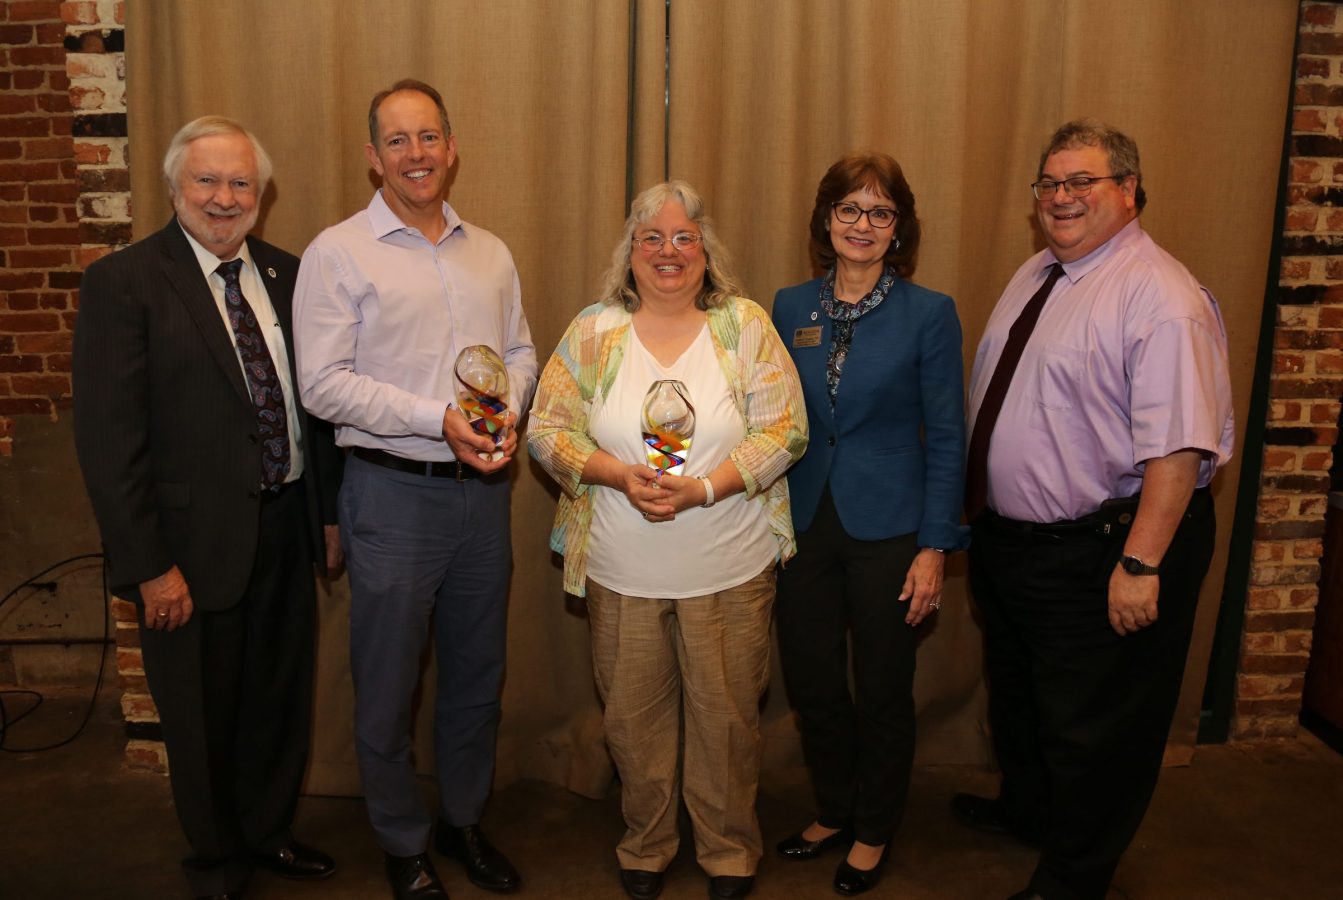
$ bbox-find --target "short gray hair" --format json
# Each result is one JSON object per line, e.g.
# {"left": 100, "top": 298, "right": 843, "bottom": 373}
{"left": 597, "top": 180, "right": 743, "bottom": 312}
{"left": 1039, "top": 118, "right": 1146, "bottom": 211}
{"left": 162, "top": 116, "right": 273, "bottom": 197}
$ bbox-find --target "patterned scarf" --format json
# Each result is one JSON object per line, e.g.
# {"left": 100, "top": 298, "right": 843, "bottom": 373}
{"left": 819, "top": 264, "right": 897, "bottom": 407}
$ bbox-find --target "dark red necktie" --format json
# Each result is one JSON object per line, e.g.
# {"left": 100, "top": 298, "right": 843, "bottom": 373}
{"left": 964, "top": 262, "right": 1065, "bottom": 521}
{"left": 217, "top": 259, "right": 291, "bottom": 489}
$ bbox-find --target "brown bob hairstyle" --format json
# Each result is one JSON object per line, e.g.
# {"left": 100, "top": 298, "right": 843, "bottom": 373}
{"left": 808, "top": 153, "right": 921, "bottom": 278}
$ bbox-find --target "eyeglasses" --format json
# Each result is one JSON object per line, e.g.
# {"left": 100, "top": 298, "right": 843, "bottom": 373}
{"left": 633, "top": 232, "right": 703, "bottom": 252}
{"left": 1031, "top": 174, "right": 1128, "bottom": 200}
{"left": 831, "top": 202, "right": 897, "bottom": 228}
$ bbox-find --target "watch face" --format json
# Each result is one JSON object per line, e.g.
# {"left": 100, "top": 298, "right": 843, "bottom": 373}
{"left": 1121, "top": 555, "right": 1157, "bottom": 575}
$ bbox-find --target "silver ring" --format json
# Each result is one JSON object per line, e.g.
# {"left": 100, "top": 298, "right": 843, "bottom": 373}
{"left": 931, "top": 603, "right": 941, "bottom": 611}
{"left": 156, "top": 611, "right": 168, "bottom": 618}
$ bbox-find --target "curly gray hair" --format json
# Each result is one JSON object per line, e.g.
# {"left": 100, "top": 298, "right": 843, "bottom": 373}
{"left": 597, "top": 180, "right": 743, "bottom": 311}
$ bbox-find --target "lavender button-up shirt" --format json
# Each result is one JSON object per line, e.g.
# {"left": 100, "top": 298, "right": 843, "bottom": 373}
{"left": 294, "top": 191, "right": 538, "bottom": 462}
{"left": 968, "top": 219, "right": 1234, "bottom": 523}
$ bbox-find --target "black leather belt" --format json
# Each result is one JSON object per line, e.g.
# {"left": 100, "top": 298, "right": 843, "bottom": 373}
{"left": 352, "top": 446, "right": 480, "bottom": 481}
{"left": 979, "top": 487, "right": 1211, "bottom": 539}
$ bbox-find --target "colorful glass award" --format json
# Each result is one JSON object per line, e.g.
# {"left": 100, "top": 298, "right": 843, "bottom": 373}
{"left": 455, "top": 345, "right": 510, "bottom": 462}
{"left": 641, "top": 379, "right": 694, "bottom": 478}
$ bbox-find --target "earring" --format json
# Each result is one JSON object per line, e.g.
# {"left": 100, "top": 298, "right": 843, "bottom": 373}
{"left": 824, "top": 221, "right": 830, "bottom": 232}
{"left": 894, "top": 238, "right": 901, "bottom": 250}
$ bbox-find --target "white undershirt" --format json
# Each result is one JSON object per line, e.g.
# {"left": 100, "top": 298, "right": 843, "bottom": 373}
{"left": 585, "top": 324, "right": 775, "bottom": 598}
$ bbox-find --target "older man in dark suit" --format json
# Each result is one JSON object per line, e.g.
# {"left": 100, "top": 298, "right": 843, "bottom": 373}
{"left": 73, "top": 116, "right": 343, "bottom": 900}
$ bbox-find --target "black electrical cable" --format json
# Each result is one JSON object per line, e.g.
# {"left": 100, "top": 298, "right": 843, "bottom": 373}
{"left": 0, "top": 553, "right": 110, "bottom": 753}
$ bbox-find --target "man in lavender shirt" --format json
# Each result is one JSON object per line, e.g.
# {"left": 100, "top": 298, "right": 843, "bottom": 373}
{"left": 294, "top": 80, "right": 537, "bottom": 900}
{"left": 952, "top": 120, "right": 1234, "bottom": 900}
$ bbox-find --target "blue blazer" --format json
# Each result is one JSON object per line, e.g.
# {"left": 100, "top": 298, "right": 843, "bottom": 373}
{"left": 772, "top": 276, "right": 969, "bottom": 550}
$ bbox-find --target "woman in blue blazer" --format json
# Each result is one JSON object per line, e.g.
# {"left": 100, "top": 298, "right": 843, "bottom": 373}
{"left": 771, "top": 154, "right": 969, "bottom": 895}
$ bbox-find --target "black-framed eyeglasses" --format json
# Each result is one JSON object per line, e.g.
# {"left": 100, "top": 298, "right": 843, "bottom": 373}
{"left": 830, "top": 202, "right": 897, "bottom": 228}
{"left": 633, "top": 232, "right": 703, "bottom": 252}
{"left": 1031, "top": 174, "right": 1128, "bottom": 200}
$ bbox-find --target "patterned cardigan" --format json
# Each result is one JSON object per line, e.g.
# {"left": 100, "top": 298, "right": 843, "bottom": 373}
{"left": 527, "top": 295, "right": 809, "bottom": 597}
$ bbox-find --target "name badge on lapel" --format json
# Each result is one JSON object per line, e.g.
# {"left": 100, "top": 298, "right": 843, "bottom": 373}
{"left": 793, "top": 326, "right": 822, "bottom": 348}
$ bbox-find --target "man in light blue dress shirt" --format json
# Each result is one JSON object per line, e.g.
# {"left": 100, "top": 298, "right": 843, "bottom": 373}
{"left": 294, "top": 80, "right": 538, "bottom": 900}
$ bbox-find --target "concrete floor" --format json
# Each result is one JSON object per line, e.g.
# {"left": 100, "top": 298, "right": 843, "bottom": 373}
{"left": 4, "top": 682, "right": 1343, "bottom": 900}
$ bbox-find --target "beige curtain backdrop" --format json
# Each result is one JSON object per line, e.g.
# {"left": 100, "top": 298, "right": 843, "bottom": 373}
{"left": 662, "top": 0, "right": 1296, "bottom": 768}
{"left": 126, "top": 0, "right": 634, "bottom": 796}
{"left": 123, "top": 0, "right": 1296, "bottom": 800}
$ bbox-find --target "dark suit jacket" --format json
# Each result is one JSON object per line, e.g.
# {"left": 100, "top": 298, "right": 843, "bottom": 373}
{"left": 72, "top": 218, "right": 342, "bottom": 609}
{"left": 772, "top": 276, "right": 970, "bottom": 551}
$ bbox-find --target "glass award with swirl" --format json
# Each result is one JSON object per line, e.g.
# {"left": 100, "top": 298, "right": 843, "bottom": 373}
{"left": 641, "top": 379, "right": 694, "bottom": 478}
{"left": 454, "top": 345, "right": 510, "bottom": 462}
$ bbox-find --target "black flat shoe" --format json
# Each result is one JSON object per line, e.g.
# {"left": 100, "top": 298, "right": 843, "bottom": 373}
{"left": 619, "top": 868, "right": 665, "bottom": 900}
{"left": 384, "top": 853, "right": 448, "bottom": 900}
{"left": 252, "top": 840, "right": 335, "bottom": 879}
{"left": 434, "top": 821, "right": 521, "bottom": 892}
{"left": 776, "top": 827, "right": 853, "bottom": 861}
{"left": 708, "top": 874, "right": 755, "bottom": 899}
{"left": 832, "top": 847, "right": 888, "bottom": 896}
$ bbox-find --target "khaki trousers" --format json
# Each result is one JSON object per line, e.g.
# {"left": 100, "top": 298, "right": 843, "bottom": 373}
{"left": 586, "top": 567, "right": 775, "bottom": 877}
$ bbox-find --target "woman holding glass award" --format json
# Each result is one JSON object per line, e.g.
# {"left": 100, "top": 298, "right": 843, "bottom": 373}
{"left": 528, "top": 181, "right": 806, "bottom": 900}
{"left": 770, "top": 154, "right": 969, "bottom": 896}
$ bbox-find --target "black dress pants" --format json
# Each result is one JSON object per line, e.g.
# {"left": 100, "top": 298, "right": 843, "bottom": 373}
{"left": 138, "top": 482, "right": 316, "bottom": 897}
{"left": 968, "top": 490, "right": 1215, "bottom": 900}
{"left": 776, "top": 488, "right": 919, "bottom": 846}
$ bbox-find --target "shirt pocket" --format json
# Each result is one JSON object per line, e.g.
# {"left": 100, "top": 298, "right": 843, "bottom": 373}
{"left": 1034, "top": 342, "right": 1089, "bottom": 411}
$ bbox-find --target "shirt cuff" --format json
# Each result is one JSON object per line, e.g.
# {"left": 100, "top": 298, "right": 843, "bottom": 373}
{"left": 413, "top": 397, "right": 452, "bottom": 439}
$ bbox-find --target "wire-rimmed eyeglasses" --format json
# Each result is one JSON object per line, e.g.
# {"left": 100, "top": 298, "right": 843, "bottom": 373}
{"left": 633, "top": 232, "right": 704, "bottom": 252}
{"left": 1031, "top": 174, "right": 1128, "bottom": 200}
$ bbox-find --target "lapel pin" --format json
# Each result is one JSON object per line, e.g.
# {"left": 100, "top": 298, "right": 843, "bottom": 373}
{"left": 266, "top": 266, "right": 277, "bottom": 278}
{"left": 810, "top": 311, "right": 818, "bottom": 321}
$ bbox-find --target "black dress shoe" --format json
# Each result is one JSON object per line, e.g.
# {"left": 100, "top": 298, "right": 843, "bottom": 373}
{"left": 776, "top": 827, "right": 853, "bottom": 861}
{"left": 949, "top": 793, "right": 1042, "bottom": 846}
{"left": 434, "top": 822, "right": 521, "bottom": 892}
{"left": 950, "top": 793, "right": 1011, "bottom": 834}
{"left": 253, "top": 840, "right": 336, "bottom": 879}
{"left": 832, "top": 847, "right": 888, "bottom": 896}
{"left": 708, "top": 874, "right": 755, "bottom": 899}
{"left": 619, "top": 868, "right": 665, "bottom": 900}
{"left": 385, "top": 853, "right": 449, "bottom": 899}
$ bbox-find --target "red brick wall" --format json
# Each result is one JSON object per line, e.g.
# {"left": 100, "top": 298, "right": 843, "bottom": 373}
{"left": 1, "top": 0, "right": 151, "bottom": 767}
{"left": 1242, "top": 1, "right": 1343, "bottom": 739}
{"left": 0, "top": 0, "right": 80, "bottom": 454}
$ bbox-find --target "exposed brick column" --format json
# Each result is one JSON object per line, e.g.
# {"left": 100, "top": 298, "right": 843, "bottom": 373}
{"left": 1241, "top": 1, "right": 1343, "bottom": 739}
{"left": 0, "top": 0, "right": 80, "bottom": 456}
{"left": 60, "top": 0, "right": 160, "bottom": 770}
